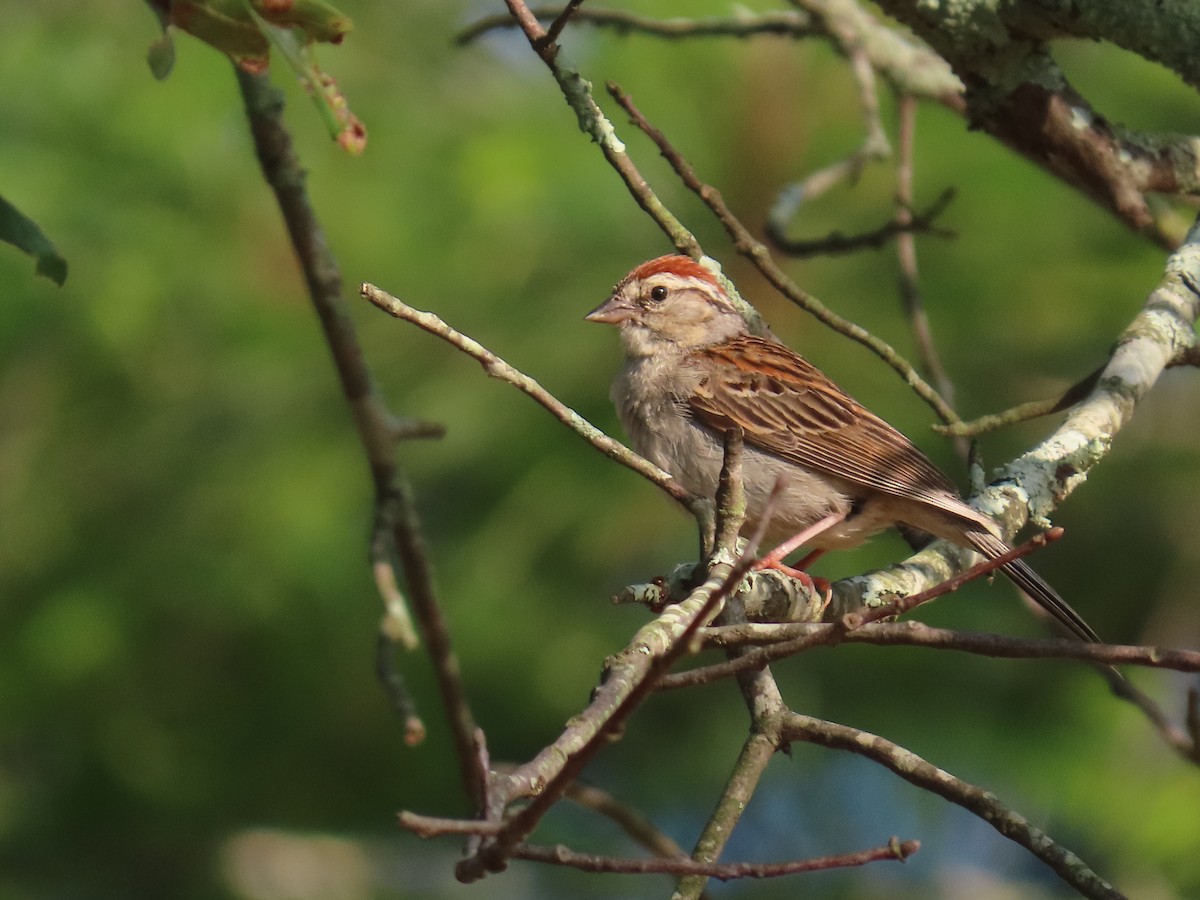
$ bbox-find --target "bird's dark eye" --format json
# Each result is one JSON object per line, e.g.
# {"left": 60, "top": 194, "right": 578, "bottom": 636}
{"left": 649, "top": 285, "right": 668, "bottom": 302}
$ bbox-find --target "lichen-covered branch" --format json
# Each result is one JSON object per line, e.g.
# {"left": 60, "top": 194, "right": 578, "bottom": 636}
{"left": 873, "top": 0, "right": 1200, "bottom": 244}
{"left": 841, "top": 214, "right": 1200, "bottom": 618}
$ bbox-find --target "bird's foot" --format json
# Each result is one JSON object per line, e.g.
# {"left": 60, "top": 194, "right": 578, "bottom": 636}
{"left": 752, "top": 555, "right": 832, "bottom": 611}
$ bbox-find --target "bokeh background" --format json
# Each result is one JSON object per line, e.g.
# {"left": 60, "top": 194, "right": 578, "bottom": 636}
{"left": 3, "top": 1, "right": 1200, "bottom": 898}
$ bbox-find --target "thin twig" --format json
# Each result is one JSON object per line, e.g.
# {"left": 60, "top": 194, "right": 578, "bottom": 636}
{"left": 781, "top": 713, "right": 1125, "bottom": 898}
{"left": 844, "top": 529, "right": 1064, "bottom": 627}
{"left": 562, "top": 782, "right": 692, "bottom": 861}
{"left": 398, "top": 811, "right": 505, "bottom": 838}
{"left": 451, "top": 435, "right": 759, "bottom": 882}
{"left": 767, "top": 44, "right": 892, "bottom": 248}
{"left": 457, "top": 6, "right": 816, "bottom": 45}
{"left": 659, "top": 530, "right": 1062, "bottom": 690}
{"left": 498, "top": 0, "right": 702, "bottom": 258}
{"left": 769, "top": 189, "right": 956, "bottom": 257}
{"left": 934, "top": 364, "right": 1105, "bottom": 437}
{"left": 374, "top": 633, "right": 426, "bottom": 747}
{"left": 360, "top": 283, "right": 696, "bottom": 512}
{"left": 511, "top": 836, "right": 919, "bottom": 879}
{"left": 1099, "top": 669, "right": 1197, "bottom": 763}
{"left": 674, "top": 479, "right": 791, "bottom": 900}
{"left": 893, "top": 94, "right": 964, "bottom": 457}
{"left": 538, "top": 0, "right": 585, "bottom": 48}
{"left": 606, "top": 81, "right": 960, "bottom": 426}
{"left": 454, "top": 549, "right": 756, "bottom": 877}
{"left": 371, "top": 514, "right": 418, "bottom": 650}
{"left": 700, "top": 621, "right": 1200, "bottom": 671}
{"left": 672, "top": 731, "right": 778, "bottom": 899}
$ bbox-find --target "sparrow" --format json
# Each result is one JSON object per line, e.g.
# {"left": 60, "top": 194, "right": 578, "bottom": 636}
{"left": 586, "top": 254, "right": 1100, "bottom": 642}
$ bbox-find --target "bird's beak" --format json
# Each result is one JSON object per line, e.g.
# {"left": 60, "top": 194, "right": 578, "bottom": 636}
{"left": 585, "top": 294, "right": 635, "bottom": 325}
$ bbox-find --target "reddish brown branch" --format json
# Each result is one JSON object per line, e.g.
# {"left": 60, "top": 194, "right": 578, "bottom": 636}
{"left": 700, "top": 621, "right": 1200, "bottom": 672}
{"left": 510, "top": 836, "right": 919, "bottom": 879}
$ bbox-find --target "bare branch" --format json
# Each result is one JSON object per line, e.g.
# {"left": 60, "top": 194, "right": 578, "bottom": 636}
{"left": 769, "top": 188, "right": 956, "bottom": 257}
{"left": 768, "top": 43, "right": 892, "bottom": 246}
{"left": 561, "top": 782, "right": 691, "bottom": 861}
{"left": 360, "top": 282, "right": 697, "bottom": 512}
{"left": 780, "top": 713, "right": 1126, "bottom": 899}
{"left": 374, "top": 633, "right": 426, "bottom": 747}
{"left": 672, "top": 732, "right": 778, "bottom": 899}
{"left": 701, "top": 621, "right": 1200, "bottom": 672}
{"left": 493, "top": 1, "right": 701, "bottom": 258}
{"left": 235, "top": 70, "right": 483, "bottom": 806}
{"left": 934, "top": 365, "right": 1105, "bottom": 438}
{"left": 538, "top": 0, "right": 585, "bottom": 48}
{"left": 510, "top": 836, "right": 919, "bottom": 879}
{"left": 846, "top": 529, "right": 1064, "bottom": 627}
{"left": 397, "top": 811, "right": 505, "bottom": 838}
{"left": 452, "top": 557, "right": 748, "bottom": 881}
{"left": 870, "top": 3, "right": 1199, "bottom": 245}
{"left": 892, "top": 95, "right": 963, "bottom": 459}
{"left": 457, "top": 6, "right": 817, "bottom": 45}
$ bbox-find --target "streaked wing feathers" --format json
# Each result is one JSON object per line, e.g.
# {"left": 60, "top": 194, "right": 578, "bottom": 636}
{"left": 689, "top": 336, "right": 960, "bottom": 506}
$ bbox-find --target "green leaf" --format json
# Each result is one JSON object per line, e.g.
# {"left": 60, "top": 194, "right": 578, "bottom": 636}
{"left": 141, "top": 1, "right": 364, "bottom": 151}
{"left": 0, "top": 195, "right": 68, "bottom": 286}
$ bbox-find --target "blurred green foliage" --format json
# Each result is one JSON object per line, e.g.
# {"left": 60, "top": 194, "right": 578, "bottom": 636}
{"left": 1, "top": 2, "right": 1199, "bottom": 898}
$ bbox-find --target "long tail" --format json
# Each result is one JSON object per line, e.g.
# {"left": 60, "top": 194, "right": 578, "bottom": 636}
{"left": 964, "top": 531, "right": 1101, "bottom": 643}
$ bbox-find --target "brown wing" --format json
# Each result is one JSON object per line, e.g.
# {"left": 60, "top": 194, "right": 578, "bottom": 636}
{"left": 688, "top": 336, "right": 962, "bottom": 508}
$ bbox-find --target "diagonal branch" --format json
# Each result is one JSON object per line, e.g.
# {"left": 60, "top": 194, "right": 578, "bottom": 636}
{"left": 780, "top": 713, "right": 1126, "bottom": 899}
{"left": 235, "top": 69, "right": 485, "bottom": 808}
{"left": 360, "top": 282, "right": 696, "bottom": 512}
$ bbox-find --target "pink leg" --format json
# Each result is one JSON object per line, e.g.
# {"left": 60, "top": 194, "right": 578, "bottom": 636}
{"left": 753, "top": 512, "right": 844, "bottom": 602}
{"left": 793, "top": 548, "right": 827, "bottom": 571}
